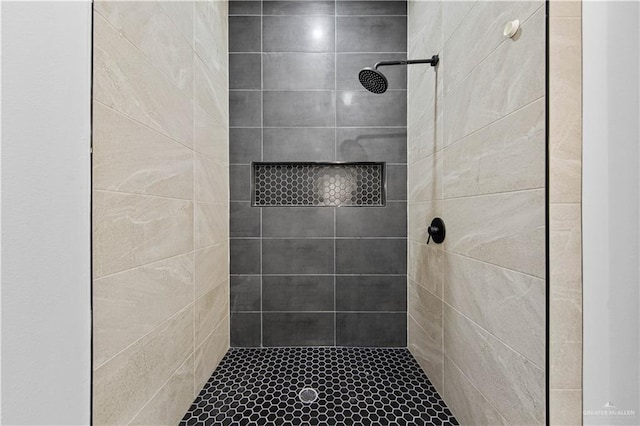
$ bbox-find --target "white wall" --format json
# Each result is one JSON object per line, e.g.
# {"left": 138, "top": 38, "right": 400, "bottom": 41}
{"left": 583, "top": 1, "right": 640, "bottom": 424}
{"left": 1, "top": 1, "right": 92, "bottom": 424}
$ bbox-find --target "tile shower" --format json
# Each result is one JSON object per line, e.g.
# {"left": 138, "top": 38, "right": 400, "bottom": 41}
{"left": 89, "top": 0, "right": 551, "bottom": 424}
{"left": 228, "top": 0, "right": 409, "bottom": 347}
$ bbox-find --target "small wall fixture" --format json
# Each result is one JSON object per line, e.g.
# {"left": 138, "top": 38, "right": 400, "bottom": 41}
{"left": 503, "top": 20, "right": 520, "bottom": 38}
{"left": 358, "top": 55, "right": 439, "bottom": 94}
{"left": 426, "top": 218, "right": 446, "bottom": 244}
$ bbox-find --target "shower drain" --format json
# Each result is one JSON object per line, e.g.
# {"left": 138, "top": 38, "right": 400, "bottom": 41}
{"left": 298, "top": 388, "right": 318, "bottom": 404}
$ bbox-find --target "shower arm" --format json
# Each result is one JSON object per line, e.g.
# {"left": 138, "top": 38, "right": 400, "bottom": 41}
{"left": 374, "top": 55, "right": 439, "bottom": 69}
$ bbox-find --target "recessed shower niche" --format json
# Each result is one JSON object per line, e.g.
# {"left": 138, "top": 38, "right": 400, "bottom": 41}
{"left": 252, "top": 162, "right": 385, "bottom": 207}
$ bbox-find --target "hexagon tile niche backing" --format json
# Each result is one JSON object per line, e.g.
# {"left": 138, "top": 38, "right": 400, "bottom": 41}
{"left": 180, "top": 347, "right": 459, "bottom": 425}
{"left": 252, "top": 163, "right": 385, "bottom": 207}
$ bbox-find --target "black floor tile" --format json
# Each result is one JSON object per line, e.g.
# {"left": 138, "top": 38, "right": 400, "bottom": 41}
{"left": 180, "top": 347, "right": 458, "bottom": 425}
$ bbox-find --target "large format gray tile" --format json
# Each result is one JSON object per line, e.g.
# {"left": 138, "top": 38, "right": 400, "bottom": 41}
{"left": 335, "top": 239, "right": 407, "bottom": 274}
{"left": 263, "top": 313, "right": 334, "bottom": 346}
{"left": 229, "top": 1, "right": 261, "bottom": 15}
{"left": 229, "top": 54, "right": 261, "bottom": 89}
{"left": 263, "top": 16, "right": 335, "bottom": 52}
{"left": 229, "top": 16, "right": 261, "bottom": 52}
{"left": 337, "top": 53, "right": 407, "bottom": 90}
{"left": 229, "top": 91, "right": 261, "bottom": 127}
{"left": 337, "top": 90, "right": 407, "bottom": 127}
{"left": 337, "top": 16, "right": 407, "bottom": 52}
{"left": 230, "top": 128, "right": 262, "bottom": 164}
{"left": 264, "top": 91, "right": 335, "bottom": 127}
{"left": 337, "top": 1, "right": 407, "bottom": 16}
{"left": 336, "top": 275, "right": 406, "bottom": 311}
{"left": 336, "top": 202, "right": 406, "bottom": 237}
{"left": 262, "top": 207, "right": 334, "bottom": 237}
{"left": 230, "top": 275, "right": 261, "bottom": 311}
{"left": 263, "top": 53, "right": 335, "bottom": 90}
{"left": 230, "top": 202, "right": 260, "bottom": 238}
{"left": 262, "top": 239, "right": 334, "bottom": 274}
{"left": 230, "top": 239, "right": 261, "bottom": 274}
{"left": 263, "top": 1, "right": 335, "bottom": 16}
{"left": 229, "top": 165, "right": 251, "bottom": 201}
{"left": 386, "top": 165, "right": 407, "bottom": 200}
{"left": 263, "top": 128, "right": 335, "bottom": 161}
{"left": 336, "top": 313, "right": 406, "bottom": 346}
{"left": 337, "top": 128, "right": 407, "bottom": 162}
{"left": 263, "top": 276, "right": 334, "bottom": 311}
{"left": 230, "top": 312, "right": 261, "bottom": 347}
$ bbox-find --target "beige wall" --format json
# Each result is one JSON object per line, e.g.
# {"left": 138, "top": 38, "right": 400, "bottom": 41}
{"left": 92, "top": 1, "right": 229, "bottom": 424}
{"left": 549, "top": 1, "right": 583, "bottom": 424}
{"left": 407, "top": 1, "right": 547, "bottom": 424}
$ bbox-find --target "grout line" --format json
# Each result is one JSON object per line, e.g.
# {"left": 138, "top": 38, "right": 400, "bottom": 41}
{"left": 195, "top": 312, "right": 230, "bottom": 353}
{"left": 94, "top": 188, "right": 225, "bottom": 203}
{"left": 126, "top": 354, "right": 194, "bottom": 425}
{"left": 231, "top": 273, "right": 407, "bottom": 277}
{"left": 94, "top": 12, "right": 194, "bottom": 101}
{"left": 445, "top": 355, "right": 510, "bottom": 425}
{"left": 333, "top": 4, "right": 338, "bottom": 346}
{"left": 232, "top": 50, "right": 408, "bottom": 54}
{"left": 443, "top": 4, "right": 545, "bottom": 97}
{"left": 93, "top": 100, "right": 195, "bottom": 153}
{"left": 231, "top": 237, "right": 408, "bottom": 240}
{"left": 94, "top": 303, "right": 193, "bottom": 372}
{"left": 259, "top": 0, "right": 264, "bottom": 349}
{"left": 191, "top": 8, "right": 197, "bottom": 393}
{"left": 230, "top": 163, "right": 409, "bottom": 166}
{"left": 231, "top": 126, "right": 409, "bottom": 129}
{"left": 442, "top": 96, "right": 545, "bottom": 151}
{"left": 442, "top": 298, "right": 546, "bottom": 372}
{"left": 247, "top": 310, "right": 408, "bottom": 314}
{"left": 229, "top": 88, "right": 408, "bottom": 92}
{"left": 232, "top": 14, "right": 409, "bottom": 18}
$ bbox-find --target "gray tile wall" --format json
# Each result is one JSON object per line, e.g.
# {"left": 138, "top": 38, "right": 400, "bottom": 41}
{"left": 229, "top": 0, "right": 408, "bottom": 347}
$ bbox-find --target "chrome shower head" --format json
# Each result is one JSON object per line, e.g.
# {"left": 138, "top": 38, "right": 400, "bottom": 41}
{"left": 358, "top": 67, "right": 389, "bottom": 94}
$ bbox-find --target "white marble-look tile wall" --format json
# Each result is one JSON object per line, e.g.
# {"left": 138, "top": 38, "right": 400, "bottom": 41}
{"left": 92, "top": 1, "right": 229, "bottom": 424}
{"left": 407, "top": 1, "right": 548, "bottom": 424}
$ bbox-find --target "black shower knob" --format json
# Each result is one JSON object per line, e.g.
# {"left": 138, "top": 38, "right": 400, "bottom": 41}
{"left": 426, "top": 217, "right": 446, "bottom": 244}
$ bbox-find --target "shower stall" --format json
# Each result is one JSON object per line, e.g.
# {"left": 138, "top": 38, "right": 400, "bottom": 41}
{"left": 90, "top": 1, "right": 555, "bottom": 425}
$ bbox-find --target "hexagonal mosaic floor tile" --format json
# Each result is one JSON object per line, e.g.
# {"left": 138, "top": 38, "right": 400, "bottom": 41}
{"left": 181, "top": 347, "right": 458, "bottom": 425}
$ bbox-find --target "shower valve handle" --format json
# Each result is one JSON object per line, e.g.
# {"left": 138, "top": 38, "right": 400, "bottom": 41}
{"left": 426, "top": 218, "right": 446, "bottom": 245}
